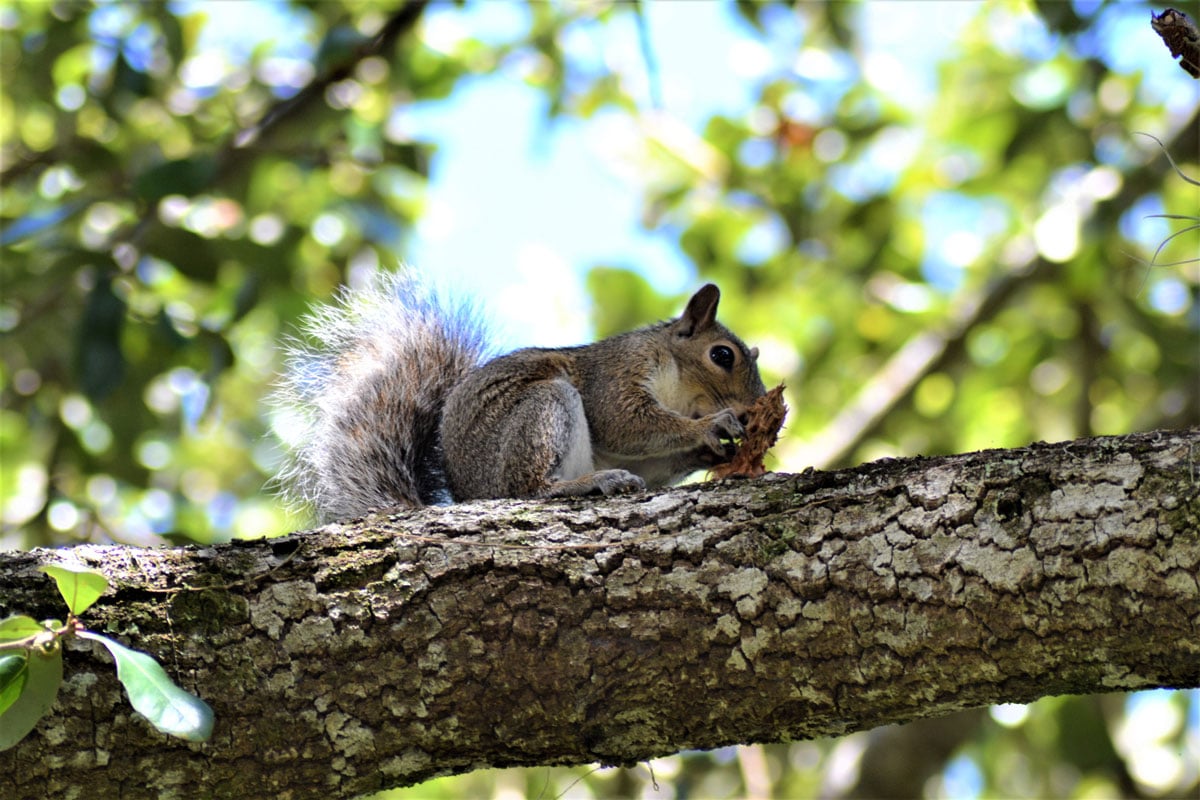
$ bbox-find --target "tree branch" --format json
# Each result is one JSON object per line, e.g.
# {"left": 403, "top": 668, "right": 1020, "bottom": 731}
{"left": 1152, "top": 7, "right": 1200, "bottom": 79}
{"left": 797, "top": 108, "right": 1200, "bottom": 468}
{"left": 2, "top": 428, "right": 1198, "bottom": 798}
{"left": 223, "top": 1, "right": 428, "bottom": 159}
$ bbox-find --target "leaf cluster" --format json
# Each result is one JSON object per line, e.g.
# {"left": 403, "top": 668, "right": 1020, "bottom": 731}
{"left": 0, "top": 563, "right": 212, "bottom": 750}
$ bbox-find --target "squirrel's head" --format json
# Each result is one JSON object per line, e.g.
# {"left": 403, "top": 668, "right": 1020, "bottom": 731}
{"left": 664, "top": 284, "right": 766, "bottom": 418}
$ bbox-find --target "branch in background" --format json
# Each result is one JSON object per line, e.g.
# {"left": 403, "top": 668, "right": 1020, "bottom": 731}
{"left": 1134, "top": 132, "right": 1200, "bottom": 188}
{"left": 795, "top": 110, "right": 1200, "bottom": 469}
{"left": 226, "top": 1, "right": 429, "bottom": 159}
{"left": 792, "top": 256, "right": 1043, "bottom": 470}
{"left": 1126, "top": 132, "right": 1200, "bottom": 305}
{"left": 631, "top": 0, "right": 664, "bottom": 110}
{"left": 1152, "top": 7, "right": 1200, "bottom": 78}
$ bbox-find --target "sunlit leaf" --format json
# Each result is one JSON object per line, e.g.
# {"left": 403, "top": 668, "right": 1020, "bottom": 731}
{"left": 0, "top": 615, "right": 44, "bottom": 643}
{"left": 77, "top": 631, "right": 214, "bottom": 742}
{"left": 38, "top": 564, "right": 109, "bottom": 616}
{"left": 140, "top": 226, "right": 220, "bottom": 282}
{"left": 0, "top": 654, "right": 28, "bottom": 716}
{"left": 0, "top": 645, "right": 63, "bottom": 751}
{"left": 132, "top": 156, "right": 216, "bottom": 205}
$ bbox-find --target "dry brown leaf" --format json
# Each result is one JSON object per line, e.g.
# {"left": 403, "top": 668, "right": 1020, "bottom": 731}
{"left": 710, "top": 383, "right": 788, "bottom": 480}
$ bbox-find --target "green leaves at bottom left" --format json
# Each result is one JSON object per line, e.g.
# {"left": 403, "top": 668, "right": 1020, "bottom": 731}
{"left": 77, "top": 631, "right": 213, "bottom": 742}
{"left": 0, "top": 645, "right": 64, "bottom": 751}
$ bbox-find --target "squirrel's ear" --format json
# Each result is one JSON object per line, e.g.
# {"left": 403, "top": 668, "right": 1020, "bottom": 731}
{"left": 676, "top": 284, "right": 720, "bottom": 336}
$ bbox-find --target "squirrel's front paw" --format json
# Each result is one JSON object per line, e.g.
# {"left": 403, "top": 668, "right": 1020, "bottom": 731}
{"left": 588, "top": 469, "right": 647, "bottom": 496}
{"left": 700, "top": 409, "right": 745, "bottom": 461}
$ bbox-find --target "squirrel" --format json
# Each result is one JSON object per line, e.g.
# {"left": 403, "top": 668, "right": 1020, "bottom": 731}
{"left": 271, "top": 272, "right": 766, "bottom": 522}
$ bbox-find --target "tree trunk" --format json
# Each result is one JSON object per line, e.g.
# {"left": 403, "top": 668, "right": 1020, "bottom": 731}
{"left": 2, "top": 428, "right": 1198, "bottom": 799}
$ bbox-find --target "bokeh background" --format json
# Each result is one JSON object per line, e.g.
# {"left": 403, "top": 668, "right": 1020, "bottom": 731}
{"left": 1, "top": 1, "right": 1196, "bottom": 797}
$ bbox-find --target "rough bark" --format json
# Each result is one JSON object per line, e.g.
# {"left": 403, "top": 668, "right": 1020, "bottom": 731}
{"left": 2, "top": 428, "right": 1198, "bottom": 800}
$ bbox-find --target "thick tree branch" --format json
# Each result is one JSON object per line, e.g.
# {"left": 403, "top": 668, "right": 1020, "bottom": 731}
{"left": 2, "top": 428, "right": 1198, "bottom": 799}
{"left": 1152, "top": 7, "right": 1200, "bottom": 78}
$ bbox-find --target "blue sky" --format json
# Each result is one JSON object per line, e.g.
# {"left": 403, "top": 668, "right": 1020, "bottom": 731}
{"left": 401, "top": 0, "right": 979, "bottom": 347}
{"left": 403, "top": 1, "right": 796, "bottom": 346}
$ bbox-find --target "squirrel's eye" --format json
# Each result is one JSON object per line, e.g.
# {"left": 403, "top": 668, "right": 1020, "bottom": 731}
{"left": 710, "top": 345, "right": 735, "bottom": 371}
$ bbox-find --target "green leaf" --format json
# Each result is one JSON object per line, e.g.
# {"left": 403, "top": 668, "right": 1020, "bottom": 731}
{"left": 140, "top": 225, "right": 219, "bottom": 282}
{"left": 77, "top": 631, "right": 213, "bottom": 742}
{"left": 132, "top": 155, "right": 216, "bottom": 205}
{"left": 39, "top": 564, "right": 109, "bottom": 616}
{"left": 0, "top": 615, "right": 44, "bottom": 643}
{"left": 0, "top": 654, "right": 28, "bottom": 716}
{"left": 0, "top": 645, "right": 63, "bottom": 751}
{"left": 77, "top": 276, "right": 128, "bottom": 401}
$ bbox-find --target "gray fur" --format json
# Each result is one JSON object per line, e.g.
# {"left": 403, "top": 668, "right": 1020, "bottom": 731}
{"left": 271, "top": 278, "right": 765, "bottom": 522}
{"left": 270, "top": 272, "right": 490, "bottom": 521}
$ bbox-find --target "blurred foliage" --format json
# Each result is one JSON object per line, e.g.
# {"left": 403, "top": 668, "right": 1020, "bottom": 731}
{"left": 0, "top": 1, "right": 1196, "bottom": 798}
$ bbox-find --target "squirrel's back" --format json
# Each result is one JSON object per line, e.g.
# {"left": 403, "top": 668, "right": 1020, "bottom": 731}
{"left": 270, "top": 272, "right": 489, "bottom": 521}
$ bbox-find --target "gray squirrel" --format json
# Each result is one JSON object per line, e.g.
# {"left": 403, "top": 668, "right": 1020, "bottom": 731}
{"left": 272, "top": 272, "right": 766, "bottom": 521}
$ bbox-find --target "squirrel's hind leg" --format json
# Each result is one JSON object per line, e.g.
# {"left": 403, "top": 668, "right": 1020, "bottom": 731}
{"left": 504, "top": 379, "right": 645, "bottom": 499}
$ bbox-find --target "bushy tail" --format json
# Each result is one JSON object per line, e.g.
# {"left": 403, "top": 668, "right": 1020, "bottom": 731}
{"left": 270, "top": 271, "right": 491, "bottom": 522}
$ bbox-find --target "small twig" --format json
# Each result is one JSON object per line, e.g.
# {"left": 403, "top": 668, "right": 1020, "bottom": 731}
{"left": 228, "top": 2, "right": 428, "bottom": 155}
{"left": 1135, "top": 132, "right": 1200, "bottom": 187}
{"left": 0, "top": 616, "right": 82, "bottom": 654}
{"left": 1139, "top": 220, "right": 1200, "bottom": 269}
{"left": 1126, "top": 131, "right": 1200, "bottom": 294}
{"left": 631, "top": 1, "right": 664, "bottom": 110}
{"left": 550, "top": 765, "right": 603, "bottom": 800}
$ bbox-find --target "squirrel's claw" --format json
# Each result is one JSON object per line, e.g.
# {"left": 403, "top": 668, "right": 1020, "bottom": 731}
{"left": 701, "top": 409, "right": 745, "bottom": 460}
